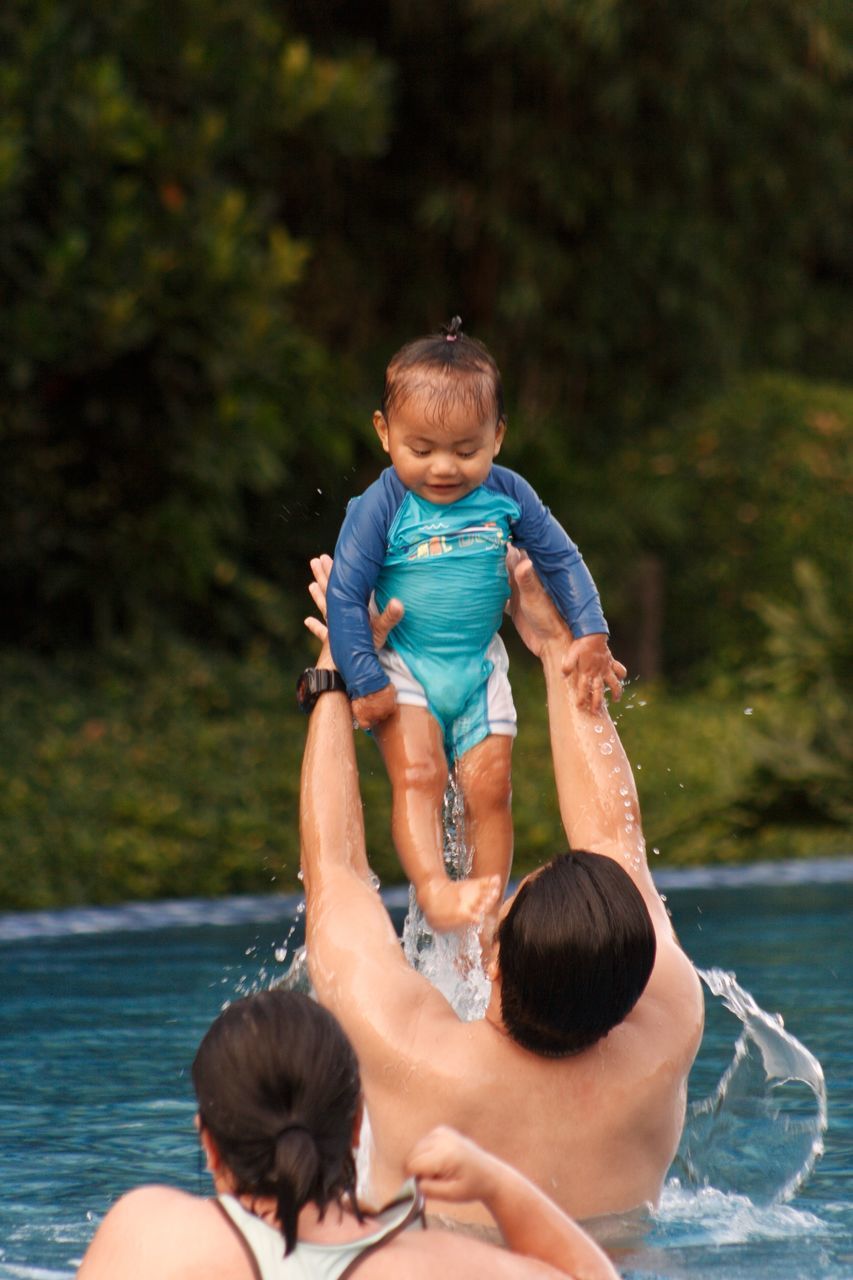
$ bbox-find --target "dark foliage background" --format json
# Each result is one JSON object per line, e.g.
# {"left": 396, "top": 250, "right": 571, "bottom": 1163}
{"left": 0, "top": 0, "right": 849, "bottom": 906}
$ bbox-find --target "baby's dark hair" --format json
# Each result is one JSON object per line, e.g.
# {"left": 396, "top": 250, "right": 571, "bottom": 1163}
{"left": 497, "top": 851, "right": 656, "bottom": 1057}
{"left": 380, "top": 316, "right": 505, "bottom": 428}
{"left": 192, "top": 990, "right": 362, "bottom": 1256}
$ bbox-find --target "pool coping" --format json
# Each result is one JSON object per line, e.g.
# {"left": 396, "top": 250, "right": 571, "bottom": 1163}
{"left": 2, "top": 855, "right": 851, "bottom": 943}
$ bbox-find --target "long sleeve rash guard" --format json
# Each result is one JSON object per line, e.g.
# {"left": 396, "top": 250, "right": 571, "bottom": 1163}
{"left": 327, "top": 464, "right": 608, "bottom": 721}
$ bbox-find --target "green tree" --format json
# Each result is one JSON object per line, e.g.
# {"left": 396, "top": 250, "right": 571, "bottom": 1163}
{"left": 629, "top": 373, "right": 852, "bottom": 675}
{"left": 0, "top": 0, "right": 390, "bottom": 647}
{"left": 727, "top": 559, "right": 852, "bottom": 835}
{"left": 296, "top": 0, "right": 851, "bottom": 433}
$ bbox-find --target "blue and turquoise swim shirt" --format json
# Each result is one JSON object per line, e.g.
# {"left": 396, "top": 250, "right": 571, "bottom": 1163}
{"left": 327, "top": 464, "right": 607, "bottom": 723}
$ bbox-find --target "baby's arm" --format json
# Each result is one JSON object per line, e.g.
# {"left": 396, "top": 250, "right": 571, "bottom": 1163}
{"left": 406, "top": 1127, "right": 619, "bottom": 1280}
{"left": 327, "top": 474, "right": 402, "bottom": 727}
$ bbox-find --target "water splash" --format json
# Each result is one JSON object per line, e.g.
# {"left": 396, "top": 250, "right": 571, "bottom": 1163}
{"left": 674, "top": 967, "right": 827, "bottom": 1204}
{"left": 401, "top": 774, "right": 491, "bottom": 1021}
{"left": 237, "top": 900, "right": 307, "bottom": 997}
{"left": 654, "top": 1181, "right": 826, "bottom": 1246}
{"left": 275, "top": 942, "right": 312, "bottom": 995}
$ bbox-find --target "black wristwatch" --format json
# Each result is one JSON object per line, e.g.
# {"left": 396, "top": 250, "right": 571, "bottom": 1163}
{"left": 296, "top": 667, "right": 348, "bottom": 714}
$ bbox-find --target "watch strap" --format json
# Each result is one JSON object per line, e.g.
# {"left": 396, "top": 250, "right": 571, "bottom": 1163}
{"left": 296, "top": 667, "right": 348, "bottom": 713}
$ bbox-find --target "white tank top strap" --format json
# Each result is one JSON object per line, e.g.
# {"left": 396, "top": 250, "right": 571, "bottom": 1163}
{"left": 217, "top": 1179, "right": 425, "bottom": 1280}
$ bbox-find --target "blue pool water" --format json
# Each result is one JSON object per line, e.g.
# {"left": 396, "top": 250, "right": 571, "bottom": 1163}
{"left": 1, "top": 859, "right": 851, "bottom": 1279}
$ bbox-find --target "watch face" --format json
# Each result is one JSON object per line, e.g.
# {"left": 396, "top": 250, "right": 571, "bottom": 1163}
{"left": 296, "top": 669, "right": 317, "bottom": 713}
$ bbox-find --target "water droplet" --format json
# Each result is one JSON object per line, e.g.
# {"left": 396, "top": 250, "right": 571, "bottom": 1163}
{"left": 652, "top": 846, "right": 660, "bottom": 856}
{"left": 297, "top": 869, "right": 304, "bottom": 881}
{"left": 744, "top": 706, "right": 754, "bottom": 715}
{"left": 638, "top": 700, "right": 647, "bottom": 707}
{"left": 625, "top": 824, "right": 633, "bottom": 833}
{"left": 594, "top": 723, "right": 604, "bottom": 734}
{"left": 599, "top": 742, "right": 613, "bottom": 755}
{"left": 274, "top": 947, "right": 287, "bottom": 963}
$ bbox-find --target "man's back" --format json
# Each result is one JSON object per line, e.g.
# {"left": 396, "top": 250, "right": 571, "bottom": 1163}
{"left": 355, "top": 920, "right": 702, "bottom": 1222}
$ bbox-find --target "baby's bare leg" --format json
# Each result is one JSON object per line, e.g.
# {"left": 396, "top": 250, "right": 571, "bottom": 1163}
{"left": 455, "top": 733, "right": 514, "bottom": 937}
{"left": 374, "top": 706, "right": 501, "bottom": 932}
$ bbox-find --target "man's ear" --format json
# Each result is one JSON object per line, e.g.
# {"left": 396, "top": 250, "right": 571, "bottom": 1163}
{"left": 484, "top": 934, "right": 501, "bottom": 983}
{"left": 352, "top": 1097, "right": 365, "bottom": 1151}
{"left": 373, "top": 411, "right": 391, "bottom": 454}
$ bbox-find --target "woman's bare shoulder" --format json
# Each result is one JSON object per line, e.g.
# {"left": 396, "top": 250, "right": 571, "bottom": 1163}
{"left": 356, "top": 1228, "right": 565, "bottom": 1279}
{"left": 78, "top": 1186, "right": 246, "bottom": 1280}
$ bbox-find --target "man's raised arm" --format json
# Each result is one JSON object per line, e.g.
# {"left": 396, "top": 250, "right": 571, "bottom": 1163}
{"left": 508, "top": 552, "right": 666, "bottom": 925}
{"left": 299, "top": 644, "right": 371, "bottom": 895}
{"left": 298, "top": 562, "right": 440, "bottom": 1045}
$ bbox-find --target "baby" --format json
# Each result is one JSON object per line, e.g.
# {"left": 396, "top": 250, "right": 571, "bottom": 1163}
{"left": 327, "top": 318, "right": 623, "bottom": 931}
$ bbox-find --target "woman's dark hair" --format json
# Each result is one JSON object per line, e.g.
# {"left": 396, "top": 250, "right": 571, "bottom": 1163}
{"left": 381, "top": 317, "right": 505, "bottom": 427}
{"left": 497, "top": 852, "right": 656, "bottom": 1057}
{"left": 192, "top": 990, "right": 361, "bottom": 1255}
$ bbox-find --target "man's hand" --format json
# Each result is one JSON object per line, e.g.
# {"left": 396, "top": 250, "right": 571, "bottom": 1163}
{"left": 304, "top": 554, "right": 404, "bottom": 727}
{"left": 507, "top": 546, "right": 574, "bottom": 657}
{"left": 507, "top": 548, "right": 626, "bottom": 712}
{"left": 304, "top": 553, "right": 405, "bottom": 651}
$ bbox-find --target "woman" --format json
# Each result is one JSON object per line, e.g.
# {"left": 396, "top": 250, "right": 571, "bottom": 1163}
{"left": 78, "top": 989, "right": 618, "bottom": 1279}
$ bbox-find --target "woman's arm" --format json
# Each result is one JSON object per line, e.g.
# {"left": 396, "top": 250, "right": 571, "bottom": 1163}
{"left": 406, "top": 1127, "right": 619, "bottom": 1280}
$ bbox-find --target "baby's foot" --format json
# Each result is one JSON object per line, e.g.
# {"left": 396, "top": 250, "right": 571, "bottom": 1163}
{"left": 418, "top": 874, "right": 502, "bottom": 933}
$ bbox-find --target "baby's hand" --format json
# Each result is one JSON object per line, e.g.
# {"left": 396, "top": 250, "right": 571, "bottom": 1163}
{"left": 405, "top": 1126, "right": 495, "bottom": 1205}
{"left": 563, "top": 634, "right": 626, "bottom": 713}
{"left": 351, "top": 684, "right": 397, "bottom": 730}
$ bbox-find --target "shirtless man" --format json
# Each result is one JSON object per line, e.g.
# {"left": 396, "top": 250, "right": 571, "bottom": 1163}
{"left": 299, "top": 550, "right": 704, "bottom": 1226}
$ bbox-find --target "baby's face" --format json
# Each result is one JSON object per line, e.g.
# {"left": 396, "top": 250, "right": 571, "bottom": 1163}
{"left": 373, "top": 392, "right": 505, "bottom": 506}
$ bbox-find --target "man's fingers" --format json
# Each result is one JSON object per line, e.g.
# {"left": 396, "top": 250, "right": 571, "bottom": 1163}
{"left": 370, "top": 597, "right": 404, "bottom": 647}
{"left": 309, "top": 553, "right": 333, "bottom": 589}
{"left": 513, "top": 552, "right": 536, "bottom": 590}
{"left": 308, "top": 580, "right": 328, "bottom": 621}
{"left": 304, "top": 616, "right": 328, "bottom": 642}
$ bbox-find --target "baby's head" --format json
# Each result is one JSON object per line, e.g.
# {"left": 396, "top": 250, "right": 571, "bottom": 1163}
{"left": 380, "top": 316, "right": 505, "bottom": 429}
{"left": 374, "top": 318, "right": 507, "bottom": 506}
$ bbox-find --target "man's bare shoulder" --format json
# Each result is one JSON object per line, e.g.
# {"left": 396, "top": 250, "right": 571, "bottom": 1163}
{"left": 622, "top": 932, "right": 704, "bottom": 1071}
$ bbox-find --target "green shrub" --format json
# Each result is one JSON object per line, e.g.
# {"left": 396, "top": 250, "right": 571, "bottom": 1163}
{"left": 618, "top": 372, "right": 853, "bottom": 677}
{"left": 1, "top": 640, "right": 847, "bottom": 912}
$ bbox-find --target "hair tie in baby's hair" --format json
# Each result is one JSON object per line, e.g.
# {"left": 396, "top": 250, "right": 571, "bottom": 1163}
{"left": 442, "top": 315, "right": 463, "bottom": 342}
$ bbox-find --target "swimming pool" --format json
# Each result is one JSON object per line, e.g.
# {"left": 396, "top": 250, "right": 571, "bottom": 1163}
{"left": 1, "top": 859, "right": 851, "bottom": 1279}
